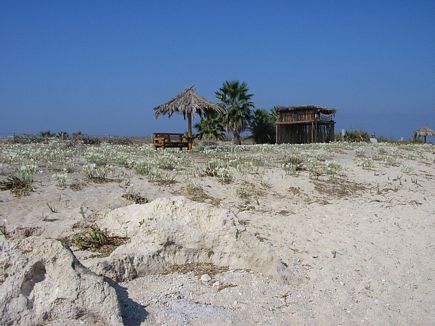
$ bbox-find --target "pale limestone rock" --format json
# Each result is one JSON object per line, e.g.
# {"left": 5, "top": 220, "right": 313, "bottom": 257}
{"left": 95, "top": 196, "right": 300, "bottom": 284}
{"left": 0, "top": 236, "right": 123, "bottom": 326}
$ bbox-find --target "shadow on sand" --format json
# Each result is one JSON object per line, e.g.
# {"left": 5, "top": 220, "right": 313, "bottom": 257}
{"left": 105, "top": 278, "right": 148, "bottom": 326}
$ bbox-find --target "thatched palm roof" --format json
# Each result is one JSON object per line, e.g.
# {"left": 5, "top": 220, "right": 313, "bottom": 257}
{"left": 153, "top": 86, "right": 224, "bottom": 119}
{"left": 416, "top": 126, "right": 435, "bottom": 137}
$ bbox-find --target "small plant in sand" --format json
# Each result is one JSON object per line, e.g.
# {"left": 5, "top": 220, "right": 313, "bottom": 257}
{"left": 354, "top": 147, "right": 367, "bottom": 158}
{"left": 149, "top": 170, "right": 176, "bottom": 185}
{"left": 0, "top": 176, "right": 31, "bottom": 196}
{"left": 135, "top": 161, "right": 153, "bottom": 176}
{"left": 71, "top": 225, "right": 128, "bottom": 255}
{"left": 324, "top": 160, "right": 342, "bottom": 177}
{"left": 382, "top": 155, "right": 399, "bottom": 167}
{"left": 69, "top": 179, "right": 85, "bottom": 191}
{"left": 122, "top": 188, "right": 148, "bottom": 204}
{"left": 85, "top": 152, "right": 108, "bottom": 166}
{"left": 204, "top": 159, "right": 233, "bottom": 183}
{"left": 64, "top": 159, "right": 77, "bottom": 173}
{"left": 282, "top": 155, "right": 304, "bottom": 176}
{"left": 355, "top": 157, "right": 376, "bottom": 170}
{"left": 73, "top": 226, "right": 110, "bottom": 250}
{"left": 236, "top": 181, "right": 262, "bottom": 200}
{"left": 82, "top": 163, "right": 112, "bottom": 182}
{"left": 400, "top": 164, "right": 412, "bottom": 174}
{"left": 0, "top": 220, "right": 7, "bottom": 237}
{"left": 0, "top": 165, "right": 37, "bottom": 196}
{"left": 183, "top": 182, "right": 220, "bottom": 205}
{"left": 156, "top": 152, "right": 182, "bottom": 171}
{"left": 52, "top": 170, "right": 68, "bottom": 187}
{"left": 17, "top": 164, "right": 38, "bottom": 185}
{"left": 134, "top": 160, "right": 176, "bottom": 184}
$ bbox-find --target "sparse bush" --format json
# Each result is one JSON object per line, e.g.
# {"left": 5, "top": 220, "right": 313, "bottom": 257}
{"left": 135, "top": 161, "right": 153, "bottom": 176}
{"left": 73, "top": 133, "right": 101, "bottom": 145}
{"left": 122, "top": 189, "right": 148, "bottom": 204}
{"left": 11, "top": 134, "right": 44, "bottom": 144}
{"left": 17, "top": 164, "right": 38, "bottom": 185}
{"left": 57, "top": 131, "right": 69, "bottom": 140}
{"left": 157, "top": 153, "right": 180, "bottom": 170}
{"left": 324, "top": 160, "right": 342, "bottom": 176}
{"left": 204, "top": 159, "right": 233, "bottom": 183}
{"left": 0, "top": 222, "right": 6, "bottom": 237}
{"left": 236, "top": 181, "right": 263, "bottom": 200}
{"left": 282, "top": 155, "right": 304, "bottom": 175}
{"left": 52, "top": 171, "right": 68, "bottom": 187}
{"left": 183, "top": 182, "right": 220, "bottom": 205}
{"left": 82, "top": 163, "right": 112, "bottom": 182}
{"left": 355, "top": 157, "right": 376, "bottom": 170}
{"left": 336, "top": 130, "right": 370, "bottom": 142}
{"left": 72, "top": 226, "right": 110, "bottom": 251}
{"left": 0, "top": 176, "right": 31, "bottom": 196}
{"left": 103, "top": 136, "right": 134, "bottom": 145}
{"left": 383, "top": 155, "right": 399, "bottom": 167}
{"left": 39, "top": 130, "right": 56, "bottom": 138}
{"left": 148, "top": 171, "right": 176, "bottom": 185}
{"left": 355, "top": 148, "right": 367, "bottom": 157}
{"left": 86, "top": 152, "right": 108, "bottom": 166}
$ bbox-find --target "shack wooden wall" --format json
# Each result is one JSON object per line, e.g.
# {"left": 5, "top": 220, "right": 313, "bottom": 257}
{"left": 276, "top": 122, "right": 335, "bottom": 144}
{"left": 279, "top": 110, "right": 315, "bottom": 123}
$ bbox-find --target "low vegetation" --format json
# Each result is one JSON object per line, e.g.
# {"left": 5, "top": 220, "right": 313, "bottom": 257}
{"left": 0, "top": 137, "right": 432, "bottom": 202}
{"left": 122, "top": 189, "right": 148, "bottom": 204}
{"left": 70, "top": 226, "right": 128, "bottom": 256}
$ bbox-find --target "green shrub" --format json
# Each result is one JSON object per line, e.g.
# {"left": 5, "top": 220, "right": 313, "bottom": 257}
{"left": 335, "top": 130, "right": 370, "bottom": 142}
{"left": 282, "top": 155, "right": 304, "bottom": 175}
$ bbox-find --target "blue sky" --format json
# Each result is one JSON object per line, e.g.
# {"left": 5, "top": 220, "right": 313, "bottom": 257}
{"left": 1, "top": 0, "right": 434, "bottom": 139}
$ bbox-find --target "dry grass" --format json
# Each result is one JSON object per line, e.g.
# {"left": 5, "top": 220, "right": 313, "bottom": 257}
{"left": 0, "top": 176, "right": 32, "bottom": 196}
{"left": 313, "top": 178, "right": 366, "bottom": 198}
{"left": 64, "top": 226, "right": 129, "bottom": 256}
{"left": 236, "top": 181, "right": 265, "bottom": 200}
{"left": 122, "top": 191, "right": 148, "bottom": 204}
{"left": 180, "top": 183, "right": 220, "bottom": 206}
{"left": 166, "top": 262, "right": 229, "bottom": 277}
{"left": 69, "top": 180, "right": 86, "bottom": 191}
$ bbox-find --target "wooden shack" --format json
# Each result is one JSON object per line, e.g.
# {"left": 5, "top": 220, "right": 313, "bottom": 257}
{"left": 276, "top": 106, "right": 336, "bottom": 144}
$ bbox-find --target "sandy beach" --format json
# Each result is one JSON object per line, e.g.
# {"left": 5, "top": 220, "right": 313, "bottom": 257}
{"left": 1, "top": 141, "right": 434, "bottom": 325}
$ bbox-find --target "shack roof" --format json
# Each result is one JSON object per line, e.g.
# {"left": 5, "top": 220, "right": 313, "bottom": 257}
{"left": 276, "top": 105, "right": 336, "bottom": 114}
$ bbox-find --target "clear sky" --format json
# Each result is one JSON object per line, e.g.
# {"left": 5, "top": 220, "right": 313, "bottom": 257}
{"left": 1, "top": 0, "right": 434, "bottom": 139}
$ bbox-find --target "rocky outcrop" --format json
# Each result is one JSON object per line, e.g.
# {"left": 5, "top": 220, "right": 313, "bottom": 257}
{"left": 95, "top": 196, "right": 299, "bottom": 284}
{"left": 0, "top": 236, "right": 123, "bottom": 326}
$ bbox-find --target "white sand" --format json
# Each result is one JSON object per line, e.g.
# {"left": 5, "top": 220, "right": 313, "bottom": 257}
{"left": 1, "top": 142, "right": 434, "bottom": 325}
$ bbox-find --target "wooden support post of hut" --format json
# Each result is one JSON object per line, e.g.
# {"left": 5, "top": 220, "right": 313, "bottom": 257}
{"left": 275, "top": 106, "right": 336, "bottom": 144}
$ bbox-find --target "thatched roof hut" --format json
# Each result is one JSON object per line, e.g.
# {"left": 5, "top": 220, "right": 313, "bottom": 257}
{"left": 153, "top": 86, "right": 224, "bottom": 149}
{"left": 413, "top": 126, "right": 435, "bottom": 143}
{"left": 415, "top": 126, "right": 435, "bottom": 137}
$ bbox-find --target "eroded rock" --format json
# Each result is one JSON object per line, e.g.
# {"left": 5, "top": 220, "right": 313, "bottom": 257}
{"left": 0, "top": 236, "right": 123, "bottom": 326}
{"left": 95, "top": 196, "right": 302, "bottom": 284}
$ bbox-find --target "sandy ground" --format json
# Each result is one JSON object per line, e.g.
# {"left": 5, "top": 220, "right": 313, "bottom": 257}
{"left": 0, "top": 142, "right": 434, "bottom": 325}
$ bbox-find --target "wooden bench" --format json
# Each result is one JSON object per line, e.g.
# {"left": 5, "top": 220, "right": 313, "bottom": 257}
{"left": 152, "top": 133, "right": 190, "bottom": 150}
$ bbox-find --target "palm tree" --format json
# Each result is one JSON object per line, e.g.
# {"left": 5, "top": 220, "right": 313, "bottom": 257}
{"left": 215, "top": 80, "right": 254, "bottom": 145}
{"left": 195, "top": 114, "right": 225, "bottom": 141}
{"left": 250, "top": 109, "right": 277, "bottom": 144}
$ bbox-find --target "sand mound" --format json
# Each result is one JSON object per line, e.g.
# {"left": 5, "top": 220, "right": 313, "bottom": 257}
{"left": 0, "top": 236, "right": 123, "bottom": 326}
{"left": 95, "top": 196, "right": 300, "bottom": 284}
